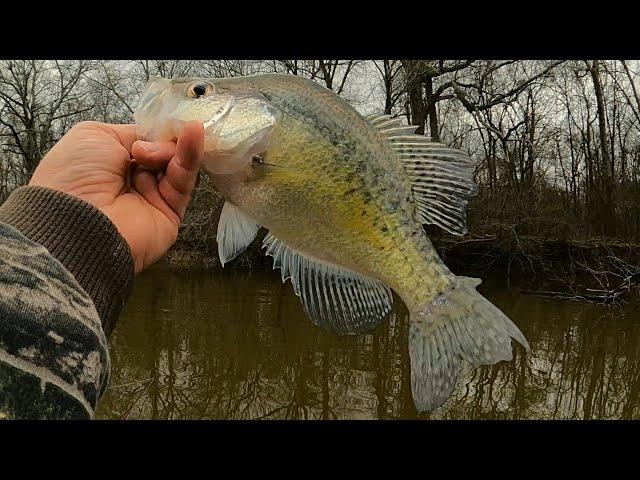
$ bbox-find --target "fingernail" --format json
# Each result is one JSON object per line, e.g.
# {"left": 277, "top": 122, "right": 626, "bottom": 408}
{"left": 140, "top": 141, "right": 160, "bottom": 153}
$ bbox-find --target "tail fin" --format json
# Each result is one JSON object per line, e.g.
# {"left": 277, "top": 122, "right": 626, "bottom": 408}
{"left": 409, "top": 276, "right": 530, "bottom": 412}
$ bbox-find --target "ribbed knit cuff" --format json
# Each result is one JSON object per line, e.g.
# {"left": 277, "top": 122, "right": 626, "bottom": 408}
{"left": 0, "top": 186, "right": 134, "bottom": 336}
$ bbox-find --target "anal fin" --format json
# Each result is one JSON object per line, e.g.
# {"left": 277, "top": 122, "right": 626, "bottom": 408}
{"left": 263, "top": 232, "right": 393, "bottom": 335}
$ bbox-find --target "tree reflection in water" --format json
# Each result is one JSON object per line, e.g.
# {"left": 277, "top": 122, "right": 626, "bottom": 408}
{"left": 96, "top": 267, "right": 640, "bottom": 420}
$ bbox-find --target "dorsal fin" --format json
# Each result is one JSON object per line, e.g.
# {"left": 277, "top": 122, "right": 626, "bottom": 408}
{"left": 216, "top": 202, "right": 261, "bottom": 266}
{"left": 368, "top": 115, "right": 478, "bottom": 235}
{"left": 262, "top": 232, "right": 393, "bottom": 335}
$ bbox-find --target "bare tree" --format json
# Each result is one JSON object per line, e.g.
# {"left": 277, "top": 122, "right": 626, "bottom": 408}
{"left": 0, "top": 60, "right": 95, "bottom": 185}
{"left": 372, "top": 60, "right": 405, "bottom": 115}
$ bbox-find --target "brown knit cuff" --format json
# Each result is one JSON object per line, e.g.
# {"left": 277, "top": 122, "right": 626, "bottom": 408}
{"left": 0, "top": 186, "right": 134, "bottom": 336}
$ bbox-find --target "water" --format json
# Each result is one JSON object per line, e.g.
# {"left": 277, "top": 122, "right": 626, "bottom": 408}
{"left": 96, "top": 265, "right": 640, "bottom": 420}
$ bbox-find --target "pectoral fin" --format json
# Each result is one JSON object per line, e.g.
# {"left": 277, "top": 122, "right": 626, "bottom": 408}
{"left": 216, "top": 202, "right": 261, "bottom": 266}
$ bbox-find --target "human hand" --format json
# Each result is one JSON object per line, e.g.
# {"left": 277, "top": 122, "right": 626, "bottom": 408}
{"left": 29, "top": 120, "right": 204, "bottom": 274}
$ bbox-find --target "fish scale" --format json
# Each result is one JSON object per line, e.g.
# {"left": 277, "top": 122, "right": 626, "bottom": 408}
{"left": 238, "top": 76, "right": 452, "bottom": 306}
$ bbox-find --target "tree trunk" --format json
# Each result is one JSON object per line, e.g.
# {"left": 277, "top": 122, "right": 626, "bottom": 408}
{"left": 424, "top": 74, "right": 440, "bottom": 141}
{"left": 589, "top": 59, "right": 615, "bottom": 235}
{"left": 402, "top": 60, "right": 427, "bottom": 135}
{"left": 383, "top": 60, "right": 393, "bottom": 114}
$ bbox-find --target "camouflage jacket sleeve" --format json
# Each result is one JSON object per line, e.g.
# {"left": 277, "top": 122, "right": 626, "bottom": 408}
{"left": 0, "top": 186, "right": 134, "bottom": 419}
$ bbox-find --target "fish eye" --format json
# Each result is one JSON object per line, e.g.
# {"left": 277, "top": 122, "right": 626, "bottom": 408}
{"left": 187, "top": 82, "right": 212, "bottom": 99}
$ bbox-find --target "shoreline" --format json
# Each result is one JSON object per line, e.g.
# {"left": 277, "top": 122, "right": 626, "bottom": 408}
{"left": 162, "top": 232, "right": 640, "bottom": 271}
{"left": 159, "top": 231, "right": 640, "bottom": 303}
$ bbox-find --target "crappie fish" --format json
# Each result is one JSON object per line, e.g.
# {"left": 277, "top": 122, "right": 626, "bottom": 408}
{"left": 134, "top": 74, "right": 530, "bottom": 412}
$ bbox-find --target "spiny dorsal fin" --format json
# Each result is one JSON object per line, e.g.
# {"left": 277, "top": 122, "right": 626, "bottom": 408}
{"left": 367, "top": 114, "right": 478, "bottom": 235}
{"left": 262, "top": 232, "right": 393, "bottom": 335}
{"left": 216, "top": 202, "right": 261, "bottom": 266}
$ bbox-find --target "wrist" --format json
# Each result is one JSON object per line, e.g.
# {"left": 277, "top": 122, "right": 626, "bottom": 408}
{"left": 0, "top": 186, "right": 134, "bottom": 335}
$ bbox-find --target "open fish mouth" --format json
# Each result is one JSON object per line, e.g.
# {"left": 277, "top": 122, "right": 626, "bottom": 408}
{"left": 134, "top": 77, "right": 176, "bottom": 140}
{"left": 134, "top": 78, "right": 279, "bottom": 175}
{"left": 137, "top": 77, "right": 172, "bottom": 118}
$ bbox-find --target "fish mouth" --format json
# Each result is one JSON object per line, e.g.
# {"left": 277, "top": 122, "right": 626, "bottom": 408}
{"left": 134, "top": 77, "right": 175, "bottom": 140}
{"left": 135, "top": 77, "right": 172, "bottom": 120}
{"left": 134, "top": 77, "right": 279, "bottom": 174}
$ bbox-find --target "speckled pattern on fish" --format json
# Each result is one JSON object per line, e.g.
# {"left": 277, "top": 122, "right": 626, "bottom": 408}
{"left": 134, "top": 74, "right": 530, "bottom": 412}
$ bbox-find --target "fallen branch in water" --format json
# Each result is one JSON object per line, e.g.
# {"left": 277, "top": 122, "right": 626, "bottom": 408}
{"left": 522, "top": 270, "right": 640, "bottom": 305}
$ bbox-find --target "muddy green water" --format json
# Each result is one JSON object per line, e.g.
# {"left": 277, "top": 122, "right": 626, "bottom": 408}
{"left": 95, "top": 265, "right": 640, "bottom": 420}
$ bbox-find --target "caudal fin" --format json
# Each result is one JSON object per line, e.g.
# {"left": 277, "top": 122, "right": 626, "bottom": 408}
{"left": 409, "top": 276, "right": 530, "bottom": 412}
